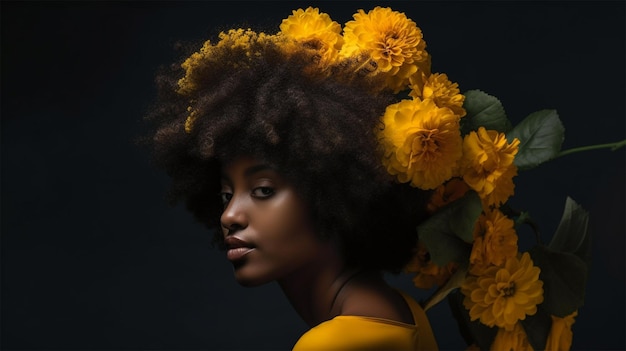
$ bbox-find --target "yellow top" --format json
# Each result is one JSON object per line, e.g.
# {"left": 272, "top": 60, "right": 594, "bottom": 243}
{"left": 292, "top": 291, "right": 438, "bottom": 351}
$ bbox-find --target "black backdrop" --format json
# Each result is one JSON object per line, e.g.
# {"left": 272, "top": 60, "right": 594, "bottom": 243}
{"left": 2, "top": 1, "right": 624, "bottom": 350}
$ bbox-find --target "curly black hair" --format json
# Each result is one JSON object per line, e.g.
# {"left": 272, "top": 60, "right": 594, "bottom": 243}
{"left": 142, "top": 35, "right": 431, "bottom": 273}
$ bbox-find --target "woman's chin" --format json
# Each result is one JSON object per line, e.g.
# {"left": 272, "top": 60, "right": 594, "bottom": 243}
{"left": 234, "top": 276, "right": 270, "bottom": 287}
{"left": 232, "top": 266, "right": 272, "bottom": 287}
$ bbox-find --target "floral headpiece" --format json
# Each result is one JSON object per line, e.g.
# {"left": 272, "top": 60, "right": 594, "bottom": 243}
{"left": 177, "top": 6, "right": 624, "bottom": 350}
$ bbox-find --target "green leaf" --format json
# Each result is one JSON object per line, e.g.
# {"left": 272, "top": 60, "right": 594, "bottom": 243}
{"left": 423, "top": 264, "right": 468, "bottom": 311}
{"left": 460, "top": 90, "right": 512, "bottom": 135}
{"left": 528, "top": 245, "right": 588, "bottom": 317}
{"left": 549, "top": 197, "right": 591, "bottom": 266}
{"left": 417, "top": 191, "right": 482, "bottom": 266}
{"left": 520, "top": 305, "right": 552, "bottom": 351}
{"left": 448, "top": 289, "right": 497, "bottom": 350}
{"left": 428, "top": 190, "right": 483, "bottom": 243}
{"left": 448, "top": 191, "right": 484, "bottom": 243}
{"left": 418, "top": 224, "right": 470, "bottom": 267}
{"left": 506, "top": 109, "right": 565, "bottom": 171}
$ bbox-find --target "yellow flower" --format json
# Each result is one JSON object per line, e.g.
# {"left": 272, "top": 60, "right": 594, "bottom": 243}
{"left": 461, "top": 127, "right": 520, "bottom": 207}
{"left": 279, "top": 7, "right": 344, "bottom": 64}
{"left": 490, "top": 322, "right": 534, "bottom": 351}
{"left": 461, "top": 252, "right": 544, "bottom": 331}
{"left": 379, "top": 98, "right": 463, "bottom": 190}
{"left": 411, "top": 73, "right": 466, "bottom": 118}
{"left": 427, "top": 177, "right": 470, "bottom": 214}
{"left": 469, "top": 209, "right": 519, "bottom": 275}
{"left": 545, "top": 311, "right": 577, "bottom": 351}
{"left": 405, "top": 242, "right": 457, "bottom": 289}
{"left": 341, "top": 7, "right": 430, "bottom": 92}
{"left": 406, "top": 55, "right": 432, "bottom": 97}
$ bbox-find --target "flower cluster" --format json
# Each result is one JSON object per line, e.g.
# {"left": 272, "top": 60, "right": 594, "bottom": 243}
{"left": 177, "top": 6, "right": 594, "bottom": 350}
{"left": 357, "top": 13, "right": 543, "bottom": 339}
{"left": 331, "top": 7, "right": 586, "bottom": 351}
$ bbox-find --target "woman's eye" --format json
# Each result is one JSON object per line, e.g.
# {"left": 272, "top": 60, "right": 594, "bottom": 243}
{"left": 219, "top": 192, "right": 233, "bottom": 205}
{"left": 251, "top": 187, "right": 274, "bottom": 198}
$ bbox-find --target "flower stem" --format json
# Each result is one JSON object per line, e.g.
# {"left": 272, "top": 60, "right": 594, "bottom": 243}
{"left": 556, "top": 139, "right": 626, "bottom": 158}
{"left": 500, "top": 206, "right": 542, "bottom": 245}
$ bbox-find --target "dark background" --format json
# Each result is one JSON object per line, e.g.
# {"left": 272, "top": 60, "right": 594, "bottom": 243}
{"left": 2, "top": 1, "right": 624, "bottom": 350}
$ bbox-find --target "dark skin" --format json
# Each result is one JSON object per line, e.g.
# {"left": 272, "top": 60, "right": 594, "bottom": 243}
{"left": 220, "top": 156, "right": 415, "bottom": 327}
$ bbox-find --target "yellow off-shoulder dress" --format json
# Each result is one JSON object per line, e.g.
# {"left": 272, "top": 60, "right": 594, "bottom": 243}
{"left": 292, "top": 291, "right": 438, "bottom": 351}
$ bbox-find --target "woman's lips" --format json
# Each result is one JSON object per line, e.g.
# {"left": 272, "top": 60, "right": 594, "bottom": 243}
{"left": 224, "top": 236, "right": 255, "bottom": 261}
{"left": 227, "top": 247, "right": 255, "bottom": 261}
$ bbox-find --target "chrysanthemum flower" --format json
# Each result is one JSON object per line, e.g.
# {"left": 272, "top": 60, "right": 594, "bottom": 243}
{"left": 379, "top": 98, "right": 463, "bottom": 190}
{"left": 427, "top": 177, "right": 470, "bottom": 214}
{"left": 411, "top": 73, "right": 466, "bottom": 118}
{"left": 461, "top": 127, "right": 520, "bottom": 207}
{"left": 490, "top": 322, "right": 533, "bottom": 351}
{"left": 405, "top": 242, "right": 457, "bottom": 289}
{"left": 279, "top": 7, "right": 344, "bottom": 64}
{"left": 469, "top": 209, "right": 519, "bottom": 275}
{"left": 461, "top": 252, "right": 544, "bottom": 331}
{"left": 545, "top": 311, "right": 577, "bottom": 351}
{"left": 341, "top": 7, "right": 430, "bottom": 92}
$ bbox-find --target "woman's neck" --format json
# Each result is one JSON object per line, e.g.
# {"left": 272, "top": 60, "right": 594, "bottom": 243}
{"left": 277, "top": 244, "right": 358, "bottom": 327}
{"left": 279, "top": 256, "right": 415, "bottom": 327}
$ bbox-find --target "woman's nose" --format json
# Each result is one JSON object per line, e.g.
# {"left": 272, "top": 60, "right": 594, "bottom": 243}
{"left": 220, "top": 195, "right": 248, "bottom": 234}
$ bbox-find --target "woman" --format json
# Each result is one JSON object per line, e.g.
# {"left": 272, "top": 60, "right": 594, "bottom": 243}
{"left": 144, "top": 7, "right": 441, "bottom": 350}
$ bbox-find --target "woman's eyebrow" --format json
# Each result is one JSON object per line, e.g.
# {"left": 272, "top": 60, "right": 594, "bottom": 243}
{"left": 244, "top": 164, "right": 274, "bottom": 177}
{"left": 221, "top": 163, "right": 275, "bottom": 181}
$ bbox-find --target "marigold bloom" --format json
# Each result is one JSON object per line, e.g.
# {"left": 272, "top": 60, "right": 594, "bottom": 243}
{"left": 279, "top": 7, "right": 344, "bottom": 64}
{"left": 404, "top": 242, "right": 457, "bottom": 289}
{"left": 490, "top": 322, "right": 534, "bottom": 351}
{"left": 411, "top": 73, "right": 466, "bottom": 117}
{"left": 341, "top": 7, "right": 430, "bottom": 92}
{"left": 469, "top": 209, "right": 519, "bottom": 275}
{"left": 461, "top": 252, "right": 544, "bottom": 331}
{"left": 379, "top": 98, "right": 463, "bottom": 190}
{"left": 545, "top": 311, "right": 577, "bottom": 351}
{"left": 461, "top": 127, "right": 520, "bottom": 207}
{"left": 427, "top": 177, "right": 470, "bottom": 214}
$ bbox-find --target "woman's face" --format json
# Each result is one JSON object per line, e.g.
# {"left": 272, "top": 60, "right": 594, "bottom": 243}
{"left": 219, "top": 156, "right": 327, "bottom": 286}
